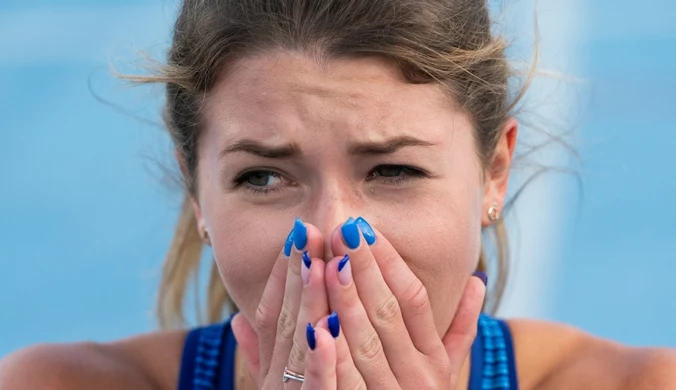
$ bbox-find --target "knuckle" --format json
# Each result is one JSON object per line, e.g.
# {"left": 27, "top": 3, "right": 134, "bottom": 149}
{"left": 254, "top": 302, "right": 274, "bottom": 334}
{"left": 304, "top": 352, "right": 333, "bottom": 381}
{"left": 431, "top": 356, "right": 452, "bottom": 378}
{"left": 336, "top": 347, "right": 352, "bottom": 372}
{"left": 373, "top": 294, "right": 401, "bottom": 327}
{"left": 405, "top": 368, "right": 445, "bottom": 390}
{"left": 276, "top": 301, "right": 296, "bottom": 339}
{"left": 344, "top": 375, "right": 368, "bottom": 390}
{"left": 404, "top": 280, "right": 430, "bottom": 314}
{"left": 287, "top": 341, "right": 306, "bottom": 369}
{"left": 356, "top": 331, "right": 383, "bottom": 363}
{"left": 288, "top": 257, "right": 302, "bottom": 277}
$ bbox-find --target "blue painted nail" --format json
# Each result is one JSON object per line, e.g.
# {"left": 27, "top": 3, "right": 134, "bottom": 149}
{"left": 328, "top": 312, "right": 340, "bottom": 338}
{"left": 306, "top": 323, "right": 316, "bottom": 350}
{"left": 473, "top": 271, "right": 488, "bottom": 286}
{"left": 338, "top": 254, "right": 350, "bottom": 272}
{"left": 302, "top": 251, "right": 312, "bottom": 270}
{"left": 283, "top": 229, "right": 294, "bottom": 257}
{"left": 293, "top": 218, "right": 307, "bottom": 250}
{"left": 341, "top": 217, "right": 360, "bottom": 249}
{"left": 355, "top": 217, "right": 376, "bottom": 245}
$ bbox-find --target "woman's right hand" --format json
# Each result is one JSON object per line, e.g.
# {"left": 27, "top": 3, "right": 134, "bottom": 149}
{"left": 232, "top": 218, "right": 336, "bottom": 389}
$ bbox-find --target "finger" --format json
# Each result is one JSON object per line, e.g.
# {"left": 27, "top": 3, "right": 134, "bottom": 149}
{"left": 265, "top": 219, "right": 325, "bottom": 386}
{"left": 324, "top": 253, "right": 399, "bottom": 389}
{"left": 285, "top": 255, "right": 329, "bottom": 388}
{"left": 329, "top": 219, "right": 416, "bottom": 369}
{"left": 231, "top": 313, "right": 261, "bottom": 377}
{"left": 336, "top": 216, "right": 442, "bottom": 356}
{"left": 256, "top": 224, "right": 295, "bottom": 380}
{"left": 315, "top": 316, "right": 366, "bottom": 390}
{"left": 301, "top": 326, "right": 336, "bottom": 390}
{"left": 442, "top": 273, "right": 486, "bottom": 369}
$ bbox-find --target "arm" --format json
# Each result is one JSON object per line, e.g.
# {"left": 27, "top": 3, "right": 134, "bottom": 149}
{"left": 0, "top": 342, "right": 154, "bottom": 390}
{"left": 508, "top": 319, "right": 676, "bottom": 390}
{"left": 0, "top": 330, "right": 185, "bottom": 390}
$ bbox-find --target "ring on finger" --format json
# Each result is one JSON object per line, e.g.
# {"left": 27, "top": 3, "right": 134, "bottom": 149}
{"left": 282, "top": 367, "right": 305, "bottom": 383}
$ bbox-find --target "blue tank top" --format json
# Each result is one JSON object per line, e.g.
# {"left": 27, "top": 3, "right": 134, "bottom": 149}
{"left": 178, "top": 314, "right": 518, "bottom": 389}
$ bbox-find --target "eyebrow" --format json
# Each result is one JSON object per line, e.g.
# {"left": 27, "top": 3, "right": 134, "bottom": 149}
{"left": 347, "top": 135, "right": 436, "bottom": 155}
{"left": 219, "top": 135, "right": 436, "bottom": 159}
{"left": 219, "top": 139, "right": 301, "bottom": 159}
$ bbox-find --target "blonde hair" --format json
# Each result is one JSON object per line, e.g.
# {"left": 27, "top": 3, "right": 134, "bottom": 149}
{"left": 125, "top": 0, "right": 537, "bottom": 328}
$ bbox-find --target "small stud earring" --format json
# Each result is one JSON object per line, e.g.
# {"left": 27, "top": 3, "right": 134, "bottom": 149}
{"left": 488, "top": 203, "right": 500, "bottom": 222}
{"left": 202, "top": 228, "right": 212, "bottom": 246}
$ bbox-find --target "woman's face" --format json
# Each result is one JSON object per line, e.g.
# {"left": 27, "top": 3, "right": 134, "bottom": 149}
{"left": 193, "top": 51, "right": 514, "bottom": 333}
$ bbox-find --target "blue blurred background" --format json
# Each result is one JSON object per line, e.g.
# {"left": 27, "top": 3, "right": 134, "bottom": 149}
{"left": 1, "top": 0, "right": 674, "bottom": 356}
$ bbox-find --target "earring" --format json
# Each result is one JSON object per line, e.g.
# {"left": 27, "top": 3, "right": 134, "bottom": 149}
{"left": 202, "top": 228, "right": 212, "bottom": 246}
{"left": 488, "top": 203, "right": 500, "bottom": 222}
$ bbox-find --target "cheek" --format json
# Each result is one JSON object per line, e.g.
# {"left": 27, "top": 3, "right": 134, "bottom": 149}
{"left": 207, "top": 200, "right": 292, "bottom": 320}
{"left": 370, "top": 180, "right": 483, "bottom": 332}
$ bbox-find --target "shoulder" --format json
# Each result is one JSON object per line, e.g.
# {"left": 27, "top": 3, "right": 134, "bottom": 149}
{"left": 506, "top": 318, "right": 676, "bottom": 390}
{"left": 0, "top": 329, "right": 188, "bottom": 390}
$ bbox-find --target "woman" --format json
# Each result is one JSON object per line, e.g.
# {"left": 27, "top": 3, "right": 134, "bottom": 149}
{"left": 1, "top": 0, "right": 674, "bottom": 389}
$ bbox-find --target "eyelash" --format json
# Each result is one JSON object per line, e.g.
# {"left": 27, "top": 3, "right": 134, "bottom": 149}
{"left": 232, "top": 170, "right": 287, "bottom": 195}
{"left": 233, "top": 165, "right": 427, "bottom": 195}
{"left": 365, "top": 165, "right": 428, "bottom": 184}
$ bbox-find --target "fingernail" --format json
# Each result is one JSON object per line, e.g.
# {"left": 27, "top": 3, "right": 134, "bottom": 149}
{"left": 341, "top": 217, "right": 360, "bottom": 249}
{"left": 301, "top": 251, "right": 311, "bottom": 286}
{"left": 293, "top": 218, "right": 307, "bottom": 250}
{"left": 473, "top": 271, "right": 488, "bottom": 286}
{"left": 337, "top": 254, "right": 351, "bottom": 286}
{"left": 283, "top": 228, "right": 294, "bottom": 257}
{"left": 328, "top": 312, "right": 340, "bottom": 338}
{"left": 306, "top": 323, "right": 316, "bottom": 350}
{"left": 355, "top": 216, "right": 376, "bottom": 245}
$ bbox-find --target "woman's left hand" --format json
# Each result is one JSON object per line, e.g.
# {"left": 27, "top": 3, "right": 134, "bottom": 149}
{"left": 324, "top": 217, "right": 486, "bottom": 390}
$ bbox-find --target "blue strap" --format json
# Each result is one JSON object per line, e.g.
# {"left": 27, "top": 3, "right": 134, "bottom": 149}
{"left": 217, "top": 321, "right": 237, "bottom": 390}
{"left": 497, "top": 319, "right": 518, "bottom": 390}
{"left": 178, "top": 321, "right": 233, "bottom": 390}
{"left": 467, "top": 314, "right": 519, "bottom": 390}
{"left": 178, "top": 326, "right": 202, "bottom": 390}
{"left": 181, "top": 315, "right": 517, "bottom": 390}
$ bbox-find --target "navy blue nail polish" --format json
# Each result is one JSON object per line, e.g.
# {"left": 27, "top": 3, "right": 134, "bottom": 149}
{"left": 293, "top": 218, "right": 307, "bottom": 250}
{"left": 306, "top": 323, "right": 316, "bottom": 350}
{"left": 355, "top": 217, "right": 376, "bottom": 245}
{"left": 328, "top": 312, "right": 340, "bottom": 338}
{"left": 473, "top": 271, "right": 488, "bottom": 286}
{"left": 338, "top": 254, "right": 350, "bottom": 272}
{"left": 302, "top": 251, "right": 312, "bottom": 270}
{"left": 341, "top": 217, "right": 360, "bottom": 249}
{"left": 283, "top": 229, "right": 294, "bottom": 257}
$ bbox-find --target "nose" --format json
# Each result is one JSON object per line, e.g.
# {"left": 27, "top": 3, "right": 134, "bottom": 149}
{"left": 305, "top": 184, "right": 360, "bottom": 260}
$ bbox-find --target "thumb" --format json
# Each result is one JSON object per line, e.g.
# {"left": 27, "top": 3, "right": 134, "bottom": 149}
{"left": 441, "top": 273, "right": 486, "bottom": 369}
{"left": 231, "top": 313, "right": 261, "bottom": 378}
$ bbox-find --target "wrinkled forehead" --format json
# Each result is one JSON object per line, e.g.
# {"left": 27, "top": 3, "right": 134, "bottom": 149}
{"left": 203, "top": 51, "right": 469, "bottom": 144}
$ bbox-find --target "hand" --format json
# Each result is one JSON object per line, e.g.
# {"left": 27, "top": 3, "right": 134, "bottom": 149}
{"left": 320, "top": 217, "right": 486, "bottom": 389}
{"left": 233, "top": 217, "right": 486, "bottom": 389}
{"left": 232, "top": 219, "right": 333, "bottom": 389}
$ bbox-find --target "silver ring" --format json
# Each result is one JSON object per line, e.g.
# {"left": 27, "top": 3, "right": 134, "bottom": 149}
{"left": 282, "top": 367, "right": 305, "bottom": 383}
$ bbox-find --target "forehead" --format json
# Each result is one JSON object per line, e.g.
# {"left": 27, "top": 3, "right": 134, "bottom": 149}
{"left": 204, "top": 51, "right": 469, "bottom": 143}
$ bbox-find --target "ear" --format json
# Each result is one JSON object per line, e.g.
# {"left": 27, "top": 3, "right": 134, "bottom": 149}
{"left": 175, "top": 149, "right": 210, "bottom": 245}
{"left": 481, "top": 117, "right": 518, "bottom": 227}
